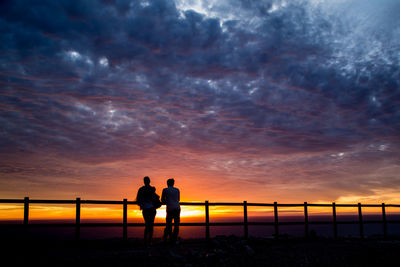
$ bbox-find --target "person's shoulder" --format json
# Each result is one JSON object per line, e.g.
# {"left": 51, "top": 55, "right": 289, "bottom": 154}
{"left": 139, "top": 185, "right": 155, "bottom": 192}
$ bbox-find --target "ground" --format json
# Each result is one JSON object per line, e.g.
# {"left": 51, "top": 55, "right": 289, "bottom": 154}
{"left": 2, "top": 235, "right": 400, "bottom": 266}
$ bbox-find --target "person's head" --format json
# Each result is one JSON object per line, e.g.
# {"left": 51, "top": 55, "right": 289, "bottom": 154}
{"left": 143, "top": 176, "right": 150, "bottom": 185}
{"left": 167, "top": 178, "right": 174, "bottom": 187}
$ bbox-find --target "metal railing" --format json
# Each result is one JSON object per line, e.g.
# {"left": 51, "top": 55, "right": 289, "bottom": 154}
{"left": 1, "top": 198, "right": 400, "bottom": 240}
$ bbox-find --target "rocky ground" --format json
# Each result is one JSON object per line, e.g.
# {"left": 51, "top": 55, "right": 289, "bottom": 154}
{"left": 3, "top": 235, "right": 400, "bottom": 266}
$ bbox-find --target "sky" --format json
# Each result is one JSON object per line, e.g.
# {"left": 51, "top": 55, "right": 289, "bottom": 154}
{"left": 1, "top": 0, "right": 400, "bottom": 213}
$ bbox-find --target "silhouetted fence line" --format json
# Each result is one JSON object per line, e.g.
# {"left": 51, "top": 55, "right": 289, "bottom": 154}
{"left": 1, "top": 198, "right": 400, "bottom": 240}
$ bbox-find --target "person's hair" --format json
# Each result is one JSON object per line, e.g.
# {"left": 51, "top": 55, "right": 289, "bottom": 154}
{"left": 143, "top": 176, "right": 150, "bottom": 185}
{"left": 167, "top": 178, "right": 174, "bottom": 186}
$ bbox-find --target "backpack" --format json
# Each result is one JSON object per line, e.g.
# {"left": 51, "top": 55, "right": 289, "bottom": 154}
{"left": 152, "top": 193, "right": 162, "bottom": 209}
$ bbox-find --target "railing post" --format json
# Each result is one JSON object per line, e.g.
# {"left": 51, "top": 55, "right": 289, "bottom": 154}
{"left": 274, "top": 202, "right": 279, "bottom": 239}
{"left": 24, "top": 197, "right": 29, "bottom": 226}
{"left": 332, "top": 202, "right": 337, "bottom": 239}
{"left": 75, "top": 197, "right": 80, "bottom": 241}
{"left": 123, "top": 198, "right": 128, "bottom": 241}
{"left": 243, "top": 201, "right": 248, "bottom": 239}
{"left": 205, "top": 201, "right": 210, "bottom": 240}
{"left": 304, "top": 202, "right": 309, "bottom": 238}
{"left": 382, "top": 203, "right": 387, "bottom": 239}
{"left": 24, "top": 197, "right": 29, "bottom": 239}
{"left": 358, "top": 203, "right": 364, "bottom": 239}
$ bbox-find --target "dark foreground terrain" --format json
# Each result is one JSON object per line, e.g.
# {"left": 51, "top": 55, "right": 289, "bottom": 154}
{"left": 2, "top": 235, "right": 400, "bottom": 266}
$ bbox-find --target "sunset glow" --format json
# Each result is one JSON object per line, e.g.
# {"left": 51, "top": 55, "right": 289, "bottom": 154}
{"left": 1, "top": 0, "right": 400, "bottom": 223}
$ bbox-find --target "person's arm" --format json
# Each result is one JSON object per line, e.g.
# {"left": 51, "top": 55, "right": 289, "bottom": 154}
{"left": 177, "top": 188, "right": 180, "bottom": 202}
{"left": 161, "top": 188, "right": 166, "bottom": 204}
{"left": 136, "top": 188, "right": 142, "bottom": 206}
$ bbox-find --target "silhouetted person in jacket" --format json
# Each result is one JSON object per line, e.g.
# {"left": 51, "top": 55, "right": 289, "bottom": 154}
{"left": 161, "top": 178, "right": 180, "bottom": 244}
{"left": 136, "top": 176, "right": 156, "bottom": 246}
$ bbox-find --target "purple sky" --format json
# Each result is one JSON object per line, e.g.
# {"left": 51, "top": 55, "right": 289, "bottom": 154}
{"left": 0, "top": 0, "right": 399, "bottom": 203}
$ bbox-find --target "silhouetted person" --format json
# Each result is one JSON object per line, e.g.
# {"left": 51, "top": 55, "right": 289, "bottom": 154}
{"left": 136, "top": 176, "right": 157, "bottom": 246}
{"left": 161, "top": 178, "right": 180, "bottom": 244}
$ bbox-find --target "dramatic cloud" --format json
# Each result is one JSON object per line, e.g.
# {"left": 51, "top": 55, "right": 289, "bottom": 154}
{"left": 0, "top": 0, "right": 399, "bottom": 202}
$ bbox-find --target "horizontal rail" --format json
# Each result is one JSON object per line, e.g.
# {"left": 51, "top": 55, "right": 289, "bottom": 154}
{"left": 2, "top": 220, "right": 400, "bottom": 228}
{"left": 2, "top": 199, "right": 400, "bottom": 207}
{"left": 0, "top": 199, "right": 25, "bottom": 203}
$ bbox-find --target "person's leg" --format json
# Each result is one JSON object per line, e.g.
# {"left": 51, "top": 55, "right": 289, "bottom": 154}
{"left": 163, "top": 211, "right": 173, "bottom": 242}
{"left": 172, "top": 208, "right": 181, "bottom": 242}
{"left": 143, "top": 209, "right": 150, "bottom": 242}
{"left": 148, "top": 208, "right": 156, "bottom": 244}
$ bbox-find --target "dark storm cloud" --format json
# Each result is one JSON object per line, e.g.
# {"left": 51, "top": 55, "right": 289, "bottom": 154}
{"left": 0, "top": 0, "right": 399, "bottom": 199}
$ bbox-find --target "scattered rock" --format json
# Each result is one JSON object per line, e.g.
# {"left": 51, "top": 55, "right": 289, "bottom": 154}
{"left": 211, "top": 238, "right": 221, "bottom": 247}
{"left": 167, "top": 250, "right": 185, "bottom": 262}
{"left": 244, "top": 245, "right": 255, "bottom": 256}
